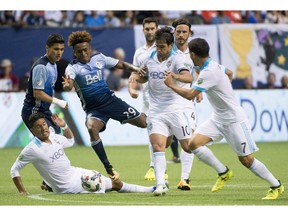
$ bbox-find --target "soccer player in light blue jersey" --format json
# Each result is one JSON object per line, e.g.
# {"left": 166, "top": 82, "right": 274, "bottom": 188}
{"left": 62, "top": 31, "right": 147, "bottom": 181}
{"left": 22, "top": 34, "right": 68, "bottom": 134}
{"left": 164, "top": 38, "right": 284, "bottom": 200}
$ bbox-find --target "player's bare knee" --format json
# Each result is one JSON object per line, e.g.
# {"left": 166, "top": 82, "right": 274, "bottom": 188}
{"left": 239, "top": 155, "right": 254, "bottom": 168}
{"left": 188, "top": 140, "right": 198, "bottom": 151}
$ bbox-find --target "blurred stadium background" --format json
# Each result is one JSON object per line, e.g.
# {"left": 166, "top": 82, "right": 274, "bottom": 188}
{"left": 0, "top": 10, "right": 287, "bottom": 148}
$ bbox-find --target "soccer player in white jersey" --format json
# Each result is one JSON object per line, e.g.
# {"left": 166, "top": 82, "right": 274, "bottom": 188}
{"left": 136, "top": 27, "right": 195, "bottom": 196}
{"left": 164, "top": 38, "right": 284, "bottom": 200}
{"left": 11, "top": 113, "right": 155, "bottom": 195}
{"left": 128, "top": 17, "right": 167, "bottom": 182}
{"left": 171, "top": 18, "right": 204, "bottom": 191}
{"left": 62, "top": 31, "right": 147, "bottom": 182}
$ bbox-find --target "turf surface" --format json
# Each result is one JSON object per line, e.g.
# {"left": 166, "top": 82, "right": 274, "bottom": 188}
{"left": 0, "top": 142, "right": 287, "bottom": 215}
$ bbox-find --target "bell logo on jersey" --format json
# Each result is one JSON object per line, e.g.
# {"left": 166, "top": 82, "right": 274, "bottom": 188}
{"left": 85, "top": 72, "right": 102, "bottom": 85}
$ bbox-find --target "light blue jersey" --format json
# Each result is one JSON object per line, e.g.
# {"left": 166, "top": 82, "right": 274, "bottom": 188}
{"left": 22, "top": 55, "right": 60, "bottom": 133}
{"left": 65, "top": 53, "right": 119, "bottom": 111}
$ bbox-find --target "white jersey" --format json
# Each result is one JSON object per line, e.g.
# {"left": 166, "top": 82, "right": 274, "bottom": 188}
{"left": 146, "top": 51, "right": 193, "bottom": 115}
{"left": 10, "top": 133, "right": 111, "bottom": 194}
{"left": 172, "top": 45, "right": 197, "bottom": 118}
{"left": 133, "top": 44, "right": 156, "bottom": 113}
{"left": 192, "top": 58, "right": 247, "bottom": 124}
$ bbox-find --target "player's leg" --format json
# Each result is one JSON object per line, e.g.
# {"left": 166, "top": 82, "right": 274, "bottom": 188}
{"left": 223, "top": 120, "right": 284, "bottom": 199}
{"left": 118, "top": 182, "right": 155, "bottom": 193}
{"left": 190, "top": 119, "right": 232, "bottom": 192}
{"left": 177, "top": 110, "right": 197, "bottom": 190}
{"left": 178, "top": 140, "right": 194, "bottom": 190}
{"left": 150, "top": 133, "right": 169, "bottom": 196}
{"left": 126, "top": 112, "right": 147, "bottom": 128}
{"left": 147, "top": 114, "right": 169, "bottom": 196}
{"left": 86, "top": 115, "right": 119, "bottom": 181}
{"left": 110, "top": 96, "right": 146, "bottom": 128}
{"left": 144, "top": 144, "right": 156, "bottom": 181}
{"left": 169, "top": 136, "right": 180, "bottom": 162}
{"left": 140, "top": 89, "right": 157, "bottom": 181}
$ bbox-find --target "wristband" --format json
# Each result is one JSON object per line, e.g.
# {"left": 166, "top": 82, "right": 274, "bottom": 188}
{"left": 52, "top": 97, "right": 67, "bottom": 109}
{"left": 61, "top": 124, "right": 68, "bottom": 130}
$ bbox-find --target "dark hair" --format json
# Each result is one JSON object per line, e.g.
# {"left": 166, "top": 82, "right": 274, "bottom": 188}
{"left": 68, "top": 30, "right": 92, "bottom": 47}
{"left": 188, "top": 38, "right": 209, "bottom": 57}
{"left": 172, "top": 18, "right": 193, "bottom": 35}
{"left": 46, "top": 34, "right": 65, "bottom": 47}
{"left": 28, "top": 112, "right": 46, "bottom": 129}
{"left": 142, "top": 17, "right": 158, "bottom": 27}
{"left": 155, "top": 26, "right": 174, "bottom": 45}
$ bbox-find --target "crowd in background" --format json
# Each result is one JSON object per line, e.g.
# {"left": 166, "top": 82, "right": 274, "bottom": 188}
{"left": 1, "top": 10, "right": 288, "bottom": 92}
{"left": 1, "top": 10, "right": 288, "bottom": 28}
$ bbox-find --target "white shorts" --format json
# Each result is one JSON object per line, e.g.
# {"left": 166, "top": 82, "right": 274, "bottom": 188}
{"left": 187, "top": 109, "right": 197, "bottom": 131}
{"left": 147, "top": 111, "right": 193, "bottom": 140}
{"left": 195, "top": 119, "right": 259, "bottom": 156}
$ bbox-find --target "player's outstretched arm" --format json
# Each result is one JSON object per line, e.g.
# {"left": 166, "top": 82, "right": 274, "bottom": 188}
{"left": 33, "top": 89, "right": 68, "bottom": 109}
{"left": 116, "top": 61, "right": 147, "bottom": 77}
{"left": 167, "top": 70, "right": 192, "bottom": 83}
{"left": 12, "top": 176, "right": 29, "bottom": 196}
{"left": 128, "top": 72, "right": 140, "bottom": 98}
{"left": 51, "top": 114, "right": 74, "bottom": 140}
{"left": 62, "top": 75, "right": 74, "bottom": 91}
{"left": 164, "top": 73, "right": 200, "bottom": 101}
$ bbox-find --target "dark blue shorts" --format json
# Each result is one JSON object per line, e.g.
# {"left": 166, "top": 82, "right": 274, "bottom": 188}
{"left": 86, "top": 95, "right": 141, "bottom": 132}
{"left": 21, "top": 107, "right": 61, "bottom": 134}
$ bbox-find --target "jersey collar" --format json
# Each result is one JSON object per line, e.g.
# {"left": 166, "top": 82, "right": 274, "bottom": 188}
{"left": 200, "top": 57, "right": 212, "bottom": 71}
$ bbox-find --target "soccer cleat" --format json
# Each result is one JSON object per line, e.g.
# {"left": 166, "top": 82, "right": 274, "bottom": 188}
{"left": 262, "top": 184, "right": 284, "bottom": 200}
{"left": 177, "top": 179, "right": 192, "bottom": 191}
{"left": 211, "top": 168, "right": 233, "bottom": 192}
{"left": 172, "top": 156, "right": 181, "bottom": 163}
{"left": 165, "top": 172, "right": 169, "bottom": 180}
{"left": 153, "top": 184, "right": 169, "bottom": 196}
{"left": 144, "top": 167, "right": 155, "bottom": 181}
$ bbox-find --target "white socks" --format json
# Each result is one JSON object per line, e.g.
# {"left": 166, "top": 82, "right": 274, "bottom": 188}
{"left": 119, "top": 182, "right": 154, "bottom": 193}
{"left": 192, "top": 146, "right": 227, "bottom": 174}
{"left": 149, "top": 144, "right": 154, "bottom": 167}
{"left": 180, "top": 149, "right": 194, "bottom": 180}
{"left": 249, "top": 158, "right": 280, "bottom": 187}
{"left": 153, "top": 152, "right": 166, "bottom": 185}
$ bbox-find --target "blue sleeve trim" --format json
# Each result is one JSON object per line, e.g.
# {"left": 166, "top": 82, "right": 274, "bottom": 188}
{"left": 192, "top": 85, "right": 207, "bottom": 92}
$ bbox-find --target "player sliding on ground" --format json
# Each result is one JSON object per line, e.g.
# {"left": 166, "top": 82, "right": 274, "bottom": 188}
{"left": 10, "top": 113, "right": 155, "bottom": 195}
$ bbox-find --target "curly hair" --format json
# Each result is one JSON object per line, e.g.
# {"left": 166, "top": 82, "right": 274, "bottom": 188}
{"left": 68, "top": 30, "right": 92, "bottom": 47}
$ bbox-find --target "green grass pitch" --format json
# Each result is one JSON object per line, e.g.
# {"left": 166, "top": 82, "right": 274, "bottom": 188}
{"left": 0, "top": 142, "right": 287, "bottom": 210}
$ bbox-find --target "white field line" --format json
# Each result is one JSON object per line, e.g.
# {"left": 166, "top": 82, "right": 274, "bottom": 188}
{"left": 25, "top": 183, "right": 280, "bottom": 205}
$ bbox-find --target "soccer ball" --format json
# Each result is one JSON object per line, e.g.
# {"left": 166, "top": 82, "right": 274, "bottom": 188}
{"left": 81, "top": 170, "right": 103, "bottom": 192}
